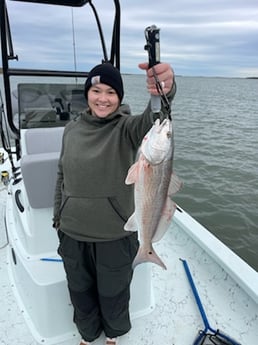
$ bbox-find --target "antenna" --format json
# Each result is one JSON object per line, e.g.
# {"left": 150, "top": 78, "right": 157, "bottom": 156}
{"left": 71, "top": 8, "right": 77, "bottom": 81}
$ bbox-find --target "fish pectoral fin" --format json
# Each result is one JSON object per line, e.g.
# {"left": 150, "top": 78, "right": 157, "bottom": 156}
{"left": 125, "top": 161, "right": 140, "bottom": 185}
{"left": 152, "top": 198, "right": 177, "bottom": 242}
{"left": 167, "top": 172, "right": 183, "bottom": 196}
{"left": 124, "top": 213, "right": 138, "bottom": 232}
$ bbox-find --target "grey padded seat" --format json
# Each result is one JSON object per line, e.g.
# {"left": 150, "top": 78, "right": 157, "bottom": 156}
{"left": 24, "top": 127, "right": 64, "bottom": 154}
{"left": 21, "top": 127, "right": 64, "bottom": 208}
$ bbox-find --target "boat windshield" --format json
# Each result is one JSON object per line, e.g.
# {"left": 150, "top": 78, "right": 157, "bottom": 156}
{"left": 0, "top": 0, "right": 120, "bottom": 157}
{"left": 18, "top": 82, "right": 86, "bottom": 129}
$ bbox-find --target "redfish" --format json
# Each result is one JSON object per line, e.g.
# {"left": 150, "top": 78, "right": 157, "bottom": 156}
{"left": 125, "top": 118, "right": 182, "bottom": 269}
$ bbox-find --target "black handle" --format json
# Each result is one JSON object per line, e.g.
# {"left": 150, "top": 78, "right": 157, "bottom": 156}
{"left": 15, "top": 189, "right": 24, "bottom": 213}
{"left": 144, "top": 25, "right": 160, "bottom": 68}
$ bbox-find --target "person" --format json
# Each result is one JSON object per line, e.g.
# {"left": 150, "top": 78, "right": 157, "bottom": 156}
{"left": 53, "top": 61, "right": 176, "bottom": 345}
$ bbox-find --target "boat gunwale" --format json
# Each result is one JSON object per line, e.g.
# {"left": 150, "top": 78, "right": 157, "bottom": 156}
{"left": 174, "top": 207, "right": 258, "bottom": 304}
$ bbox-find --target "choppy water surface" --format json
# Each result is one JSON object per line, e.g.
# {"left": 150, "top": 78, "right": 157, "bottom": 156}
{"left": 124, "top": 75, "right": 258, "bottom": 271}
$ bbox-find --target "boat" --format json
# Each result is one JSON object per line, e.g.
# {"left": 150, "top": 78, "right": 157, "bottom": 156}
{"left": 0, "top": 1, "right": 257, "bottom": 344}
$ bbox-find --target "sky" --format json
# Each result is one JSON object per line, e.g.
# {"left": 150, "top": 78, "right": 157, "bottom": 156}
{"left": 1, "top": 0, "right": 258, "bottom": 77}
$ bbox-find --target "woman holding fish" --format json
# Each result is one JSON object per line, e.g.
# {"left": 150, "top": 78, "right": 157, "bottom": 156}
{"left": 53, "top": 61, "right": 176, "bottom": 345}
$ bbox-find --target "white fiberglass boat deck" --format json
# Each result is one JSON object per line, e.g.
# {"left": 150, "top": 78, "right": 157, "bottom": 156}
{"left": 0, "top": 155, "right": 257, "bottom": 345}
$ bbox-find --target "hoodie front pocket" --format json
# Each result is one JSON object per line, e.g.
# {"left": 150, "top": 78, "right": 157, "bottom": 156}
{"left": 60, "top": 196, "right": 128, "bottom": 238}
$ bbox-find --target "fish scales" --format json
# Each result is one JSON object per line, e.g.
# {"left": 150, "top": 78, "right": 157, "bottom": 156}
{"left": 138, "top": 157, "right": 172, "bottom": 240}
{"left": 125, "top": 119, "right": 182, "bottom": 270}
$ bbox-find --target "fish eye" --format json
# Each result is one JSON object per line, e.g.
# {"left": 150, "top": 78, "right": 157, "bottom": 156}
{"left": 167, "top": 131, "right": 172, "bottom": 138}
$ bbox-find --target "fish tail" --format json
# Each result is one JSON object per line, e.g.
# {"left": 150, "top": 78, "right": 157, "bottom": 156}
{"left": 132, "top": 245, "right": 167, "bottom": 270}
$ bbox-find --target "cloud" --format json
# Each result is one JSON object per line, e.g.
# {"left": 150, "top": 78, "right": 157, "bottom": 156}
{"left": 2, "top": 0, "right": 258, "bottom": 77}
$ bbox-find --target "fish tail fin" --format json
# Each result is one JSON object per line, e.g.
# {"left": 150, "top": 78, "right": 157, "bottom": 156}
{"left": 132, "top": 245, "right": 167, "bottom": 270}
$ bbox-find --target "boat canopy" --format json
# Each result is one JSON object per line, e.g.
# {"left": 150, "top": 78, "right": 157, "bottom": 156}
{"left": 0, "top": 0, "right": 121, "bottom": 160}
{"left": 12, "top": 0, "right": 90, "bottom": 7}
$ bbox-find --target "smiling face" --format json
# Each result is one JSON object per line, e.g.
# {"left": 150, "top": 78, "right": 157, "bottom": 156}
{"left": 87, "top": 83, "right": 120, "bottom": 118}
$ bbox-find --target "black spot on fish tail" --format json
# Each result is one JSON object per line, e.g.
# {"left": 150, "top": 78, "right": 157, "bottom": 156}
{"left": 132, "top": 245, "right": 167, "bottom": 270}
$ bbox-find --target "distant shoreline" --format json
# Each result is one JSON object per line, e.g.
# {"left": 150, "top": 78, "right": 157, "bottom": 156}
{"left": 0, "top": 67, "right": 257, "bottom": 79}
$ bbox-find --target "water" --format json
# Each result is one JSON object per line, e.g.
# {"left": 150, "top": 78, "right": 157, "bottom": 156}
{"left": 123, "top": 74, "right": 258, "bottom": 271}
{"left": 1, "top": 74, "right": 258, "bottom": 271}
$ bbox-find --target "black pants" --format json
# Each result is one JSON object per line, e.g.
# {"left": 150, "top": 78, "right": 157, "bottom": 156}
{"left": 57, "top": 231, "right": 139, "bottom": 342}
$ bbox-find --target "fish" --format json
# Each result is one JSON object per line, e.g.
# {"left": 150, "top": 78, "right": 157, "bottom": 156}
{"left": 124, "top": 118, "right": 182, "bottom": 270}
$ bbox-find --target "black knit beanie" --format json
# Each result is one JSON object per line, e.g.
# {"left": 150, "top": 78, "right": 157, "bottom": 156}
{"left": 84, "top": 63, "right": 124, "bottom": 102}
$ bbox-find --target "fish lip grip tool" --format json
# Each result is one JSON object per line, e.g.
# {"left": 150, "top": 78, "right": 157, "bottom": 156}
{"left": 145, "top": 24, "right": 161, "bottom": 68}
{"left": 144, "top": 25, "right": 161, "bottom": 113}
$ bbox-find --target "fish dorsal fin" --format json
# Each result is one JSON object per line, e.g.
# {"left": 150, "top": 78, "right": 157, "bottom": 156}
{"left": 152, "top": 197, "right": 177, "bottom": 242}
{"left": 151, "top": 173, "right": 182, "bottom": 243}
{"left": 168, "top": 172, "right": 183, "bottom": 197}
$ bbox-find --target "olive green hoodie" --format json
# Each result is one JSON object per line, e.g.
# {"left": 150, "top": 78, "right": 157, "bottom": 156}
{"left": 53, "top": 87, "right": 175, "bottom": 242}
